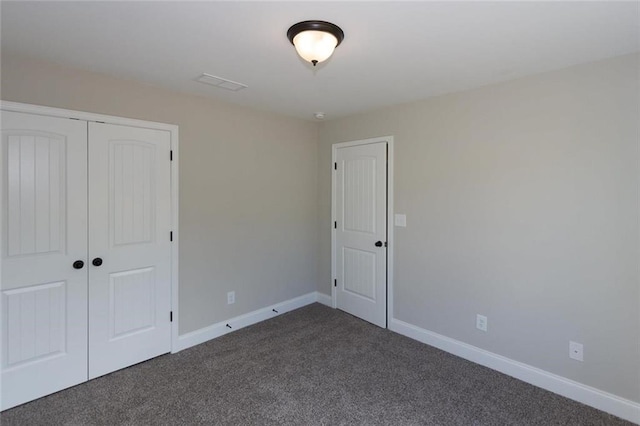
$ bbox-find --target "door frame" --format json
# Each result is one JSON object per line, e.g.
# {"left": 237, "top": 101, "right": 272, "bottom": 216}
{"left": 0, "top": 100, "right": 181, "bottom": 352}
{"left": 331, "top": 136, "right": 394, "bottom": 327}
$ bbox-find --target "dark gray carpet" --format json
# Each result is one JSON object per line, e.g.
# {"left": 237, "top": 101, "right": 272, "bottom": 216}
{"left": 1, "top": 303, "right": 632, "bottom": 425}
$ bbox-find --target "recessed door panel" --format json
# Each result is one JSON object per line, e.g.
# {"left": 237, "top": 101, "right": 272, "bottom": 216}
{"left": 5, "top": 134, "right": 66, "bottom": 257}
{"left": 111, "top": 142, "right": 156, "bottom": 246}
{"left": 109, "top": 267, "right": 156, "bottom": 339}
{"left": 4, "top": 281, "right": 66, "bottom": 367}
{"left": 343, "top": 157, "right": 377, "bottom": 234}
{"left": 342, "top": 247, "right": 377, "bottom": 300}
{"left": 1, "top": 111, "right": 88, "bottom": 411}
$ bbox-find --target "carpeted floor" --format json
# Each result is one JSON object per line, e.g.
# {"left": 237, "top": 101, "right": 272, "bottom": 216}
{"left": 1, "top": 303, "right": 632, "bottom": 425}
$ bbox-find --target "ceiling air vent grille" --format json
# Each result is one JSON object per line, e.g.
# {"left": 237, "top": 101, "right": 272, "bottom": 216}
{"left": 195, "top": 73, "right": 248, "bottom": 91}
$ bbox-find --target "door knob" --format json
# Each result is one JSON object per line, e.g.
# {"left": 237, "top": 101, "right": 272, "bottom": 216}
{"left": 73, "top": 260, "right": 85, "bottom": 269}
{"left": 92, "top": 258, "right": 103, "bottom": 267}
{"left": 375, "top": 241, "right": 383, "bottom": 247}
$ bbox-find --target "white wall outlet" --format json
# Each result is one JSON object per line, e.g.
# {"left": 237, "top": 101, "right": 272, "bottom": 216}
{"left": 394, "top": 214, "right": 407, "bottom": 227}
{"left": 227, "top": 291, "right": 235, "bottom": 305}
{"left": 569, "top": 341, "right": 584, "bottom": 361}
{"left": 476, "top": 314, "right": 488, "bottom": 332}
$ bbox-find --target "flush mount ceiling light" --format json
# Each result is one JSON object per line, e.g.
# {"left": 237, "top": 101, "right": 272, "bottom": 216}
{"left": 287, "top": 20, "right": 344, "bottom": 66}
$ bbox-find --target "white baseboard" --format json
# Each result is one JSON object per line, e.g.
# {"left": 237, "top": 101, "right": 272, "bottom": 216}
{"left": 390, "top": 318, "right": 640, "bottom": 424}
{"left": 174, "top": 292, "right": 319, "bottom": 352}
{"left": 316, "top": 292, "right": 333, "bottom": 307}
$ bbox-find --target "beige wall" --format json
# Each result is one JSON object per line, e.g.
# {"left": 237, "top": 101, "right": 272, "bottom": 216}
{"left": 3, "top": 49, "right": 638, "bottom": 404}
{"left": 1, "top": 52, "right": 319, "bottom": 334}
{"left": 318, "top": 53, "right": 640, "bottom": 402}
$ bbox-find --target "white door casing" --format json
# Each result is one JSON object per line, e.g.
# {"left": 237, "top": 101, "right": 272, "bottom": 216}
{"left": 334, "top": 141, "right": 388, "bottom": 328}
{"left": 87, "top": 122, "right": 172, "bottom": 379}
{"left": 1, "top": 111, "right": 88, "bottom": 410}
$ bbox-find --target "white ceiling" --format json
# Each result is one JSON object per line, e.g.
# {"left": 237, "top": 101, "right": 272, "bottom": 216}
{"left": 2, "top": 1, "right": 639, "bottom": 121}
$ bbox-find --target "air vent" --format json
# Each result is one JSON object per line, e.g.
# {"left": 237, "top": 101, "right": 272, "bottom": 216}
{"left": 195, "top": 73, "right": 248, "bottom": 91}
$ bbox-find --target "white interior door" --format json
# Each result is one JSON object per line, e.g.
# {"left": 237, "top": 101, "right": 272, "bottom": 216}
{"left": 87, "top": 122, "right": 172, "bottom": 379}
{"left": 335, "top": 142, "right": 387, "bottom": 328}
{"left": 1, "top": 111, "right": 88, "bottom": 410}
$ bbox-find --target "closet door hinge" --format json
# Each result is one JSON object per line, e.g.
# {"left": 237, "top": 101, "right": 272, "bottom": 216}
{"left": 170, "top": 311, "right": 173, "bottom": 322}
{"left": 170, "top": 150, "right": 173, "bottom": 161}
{"left": 334, "top": 162, "right": 337, "bottom": 170}
{"left": 334, "top": 221, "right": 337, "bottom": 229}
{"left": 170, "top": 231, "right": 173, "bottom": 241}
{"left": 334, "top": 279, "right": 337, "bottom": 287}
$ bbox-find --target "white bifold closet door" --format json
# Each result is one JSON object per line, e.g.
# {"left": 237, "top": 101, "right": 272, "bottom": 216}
{"left": 1, "top": 111, "right": 172, "bottom": 410}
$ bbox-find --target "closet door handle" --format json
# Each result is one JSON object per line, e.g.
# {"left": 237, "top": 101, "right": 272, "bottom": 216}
{"left": 375, "top": 241, "right": 383, "bottom": 247}
{"left": 73, "top": 260, "right": 85, "bottom": 269}
{"left": 92, "top": 258, "right": 103, "bottom": 267}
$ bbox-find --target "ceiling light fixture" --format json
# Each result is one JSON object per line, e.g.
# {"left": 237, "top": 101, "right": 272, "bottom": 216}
{"left": 287, "top": 20, "right": 344, "bottom": 67}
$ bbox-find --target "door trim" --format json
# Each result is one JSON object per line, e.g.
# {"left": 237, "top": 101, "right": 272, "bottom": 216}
{"left": 331, "top": 136, "right": 394, "bottom": 327}
{"left": 0, "top": 100, "right": 181, "bottom": 353}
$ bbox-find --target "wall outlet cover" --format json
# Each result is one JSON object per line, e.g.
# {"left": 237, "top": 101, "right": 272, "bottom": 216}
{"left": 569, "top": 341, "right": 584, "bottom": 361}
{"left": 476, "top": 314, "right": 488, "bottom": 332}
{"left": 227, "top": 291, "right": 235, "bottom": 305}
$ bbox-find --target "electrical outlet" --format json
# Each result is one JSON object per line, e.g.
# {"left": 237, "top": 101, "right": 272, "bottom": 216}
{"left": 227, "top": 291, "right": 235, "bottom": 305}
{"left": 476, "top": 314, "right": 487, "bottom": 332}
{"left": 569, "top": 341, "right": 583, "bottom": 361}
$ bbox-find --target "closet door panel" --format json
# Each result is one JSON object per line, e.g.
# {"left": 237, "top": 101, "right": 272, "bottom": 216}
{"left": 1, "top": 111, "right": 88, "bottom": 410}
{"left": 88, "top": 122, "right": 171, "bottom": 379}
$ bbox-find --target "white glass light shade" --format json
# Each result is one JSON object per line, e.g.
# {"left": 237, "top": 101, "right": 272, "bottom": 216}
{"left": 292, "top": 30, "right": 338, "bottom": 65}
